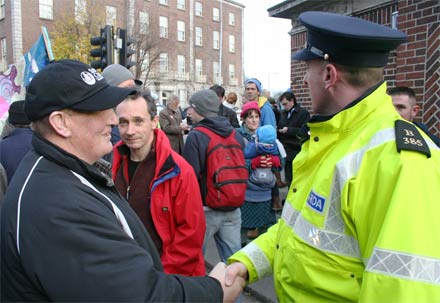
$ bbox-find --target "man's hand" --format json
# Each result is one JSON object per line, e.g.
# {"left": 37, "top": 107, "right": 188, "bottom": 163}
{"left": 225, "top": 262, "right": 248, "bottom": 287}
{"left": 209, "top": 262, "right": 245, "bottom": 303}
{"left": 278, "top": 127, "right": 288, "bottom": 134}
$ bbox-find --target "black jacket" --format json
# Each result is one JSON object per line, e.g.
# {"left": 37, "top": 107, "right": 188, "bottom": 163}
{"left": 1, "top": 134, "right": 222, "bottom": 302}
{"left": 218, "top": 103, "right": 240, "bottom": 128}
{"left": 278, "top": 105, "right": 310, "bottom": 160}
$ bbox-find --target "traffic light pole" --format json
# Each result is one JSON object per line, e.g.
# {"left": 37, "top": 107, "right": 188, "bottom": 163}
{"left": 90, "top": 25, "right": 114, "bottom": 70}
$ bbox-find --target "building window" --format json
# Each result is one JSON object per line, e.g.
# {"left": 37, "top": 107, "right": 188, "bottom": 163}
{"left": 160, "top": 16, "right": 168, "bottom": 38}
{"left": 177, "top": 21, "right": 185, "bottom": 42}
{"left": 195, "top": 2, "right": 202, "bottom": 17}
{"left": 213, "top": 31, "right": 220, "bottom": 50}
{"left": 213, "top": 61, "right": 220, "bottom": 83}
{"left": 160, "top": 53, "right": 168, "bottom": 73}
{"left": 140, "top": 49, "right": 149, "bottom": 70}
{"left": 195, "top": 59, "right": 203, "bottom": 82}
{"left": 106, "top": 6, "right": 117, "bottom": 25}
{"left": 140, "top": 11, "right": 149, "bottom": 34}
{"left": 213, "top": 7, "right": 220, "bottom": 22}
{"left": 229, "top": 12, "right": 235, "bottom": 26}
{"left": 39, "top": 0, "right": 53, "bottom": 20}
{"left": 0, "top": 0, "right": 5, "bottom": 20}
{"left": 75, "top": 0, "right": 86, "bottom": 23}
{"left": 159, "top": 0, "right": 168, "bottom": 6}
{"left": 195, "top": 27, "right": 202, "bottom": 46}
{"left": 229, "top": 64, "right": 235, "bottom": 83}
{"left": 178, "top": 55, "right": 185, "bottom": 75}
{"left": 177, "top": 0, "right": 185, "bottom": 10}
{"left": 0, "top": 37, "right": 7, "bottom": 70}
{"left": 178, "top": 89, "right": 187, "bottom": 103}
{"left": 229, "top": 35, "right": 235, "bottom": 53}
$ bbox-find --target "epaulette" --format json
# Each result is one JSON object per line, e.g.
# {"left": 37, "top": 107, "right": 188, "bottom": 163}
{"left": 395, "top": 120, "right": 431, "bottom": 158}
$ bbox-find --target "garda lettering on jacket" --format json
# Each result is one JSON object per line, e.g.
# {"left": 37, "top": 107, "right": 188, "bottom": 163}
{"left": 306, "top": 190, "right": 326, "bottom": 213}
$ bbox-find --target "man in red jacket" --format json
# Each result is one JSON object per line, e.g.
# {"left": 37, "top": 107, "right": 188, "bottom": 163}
{"left": 112, "top": 89, "right": 206, "bottom": 276}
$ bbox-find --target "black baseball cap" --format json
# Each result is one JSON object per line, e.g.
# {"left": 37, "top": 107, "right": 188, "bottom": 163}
{"left": 25, "top": 59, "right": 136, "bottom": 121}
{"left": 292, "top": 11, "right": 407, "bottom": 67}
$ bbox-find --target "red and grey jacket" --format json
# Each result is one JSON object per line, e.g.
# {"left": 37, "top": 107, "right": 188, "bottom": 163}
{"left": 112, "top": 129, "right": 206, "bottom": 276}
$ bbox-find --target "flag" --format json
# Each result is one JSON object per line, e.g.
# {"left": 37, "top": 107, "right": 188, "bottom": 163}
{"left": 0, "top": 26, "right": 52, "bottom": 131}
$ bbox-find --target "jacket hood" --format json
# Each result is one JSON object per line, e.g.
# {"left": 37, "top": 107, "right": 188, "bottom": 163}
{"left": 196, "top": 116, "right": 234, "bottom": 138}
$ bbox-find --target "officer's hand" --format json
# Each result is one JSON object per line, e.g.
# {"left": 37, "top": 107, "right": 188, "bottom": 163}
{"left": 209, "top": 262, "right": 245, "bottom": 303}
{"left": 225, "top": 262, "right": 248, "bottom": 287}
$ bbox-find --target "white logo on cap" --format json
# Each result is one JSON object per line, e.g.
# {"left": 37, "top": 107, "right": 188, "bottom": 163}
{"left": 81, "top": 71, "right": 96, "bottom": 85}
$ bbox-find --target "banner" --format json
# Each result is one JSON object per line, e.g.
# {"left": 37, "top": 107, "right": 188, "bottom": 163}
{"left": 0, "top": 26, "right": 52, "bottom": 131}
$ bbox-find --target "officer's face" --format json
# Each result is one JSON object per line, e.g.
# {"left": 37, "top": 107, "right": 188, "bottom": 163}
{"left": 304, "top": 60, "right": 331, "bottom": 115}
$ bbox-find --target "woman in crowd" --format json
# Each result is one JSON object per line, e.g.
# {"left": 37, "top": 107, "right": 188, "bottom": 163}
{"left": 237, "top": 102, "right": 278, "bottom": 245}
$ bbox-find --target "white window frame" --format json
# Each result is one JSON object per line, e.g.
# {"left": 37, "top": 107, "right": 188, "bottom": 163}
{"left": 177, "top": 55, "right": 185, "bottom": 75}
{"left": 160, "top": 53, "right": 168, "bottom": 73}
{"left": 0, "top": 0, "right": 5, "bottom": 20}
{"left": 195, "top": 59, "right": 203, "bottom": 81}
{"left": 160, "top": 16, "right": 168, "bottom": 38}
{"left": 177, "top": 21, "right": 185, "bottom": 42}
{"left": 140, "top": 11, "right": 149, "bottom": 34}
{"left": 195, "top": 2, "right": 202, "bottom": 17}
{"left": 39, "top": 0, "right": 53, "bottom": 20}
{"left": 74, "top": 0, "right": 86, "bottom": 23}
{"left": 106, "top": 6, "right": 117, "bottom": 26}
{"left": 229, "top": 64, "right": 235, "bottom": 82}
{"left": 0, "top": 37, "right": 7, "bottom": 70}
{"left": 213, "top": 7, "right": 220, "bottom": 21}
{"left": 195, "top": 27, "right": 202, "bottom": 46}
{"left": 229, "top": 12, "right": 235, "bottom": 26}
{"left": 159, "top": 0, "right": 168, "bottom": 6}
{"left": 140, "top": 49, "right": 149, "bottom": 70}
{"left": 177, "top": 0, "right": 185, "bottom": 10}
{"left": 229, "top": 35, "right": 235, "bottom": 53}
{"left": 213, "top": 31, "right": 220, "bottom": 50}
{"left": 213, "top": 61, "right": 220, "bottom": 82}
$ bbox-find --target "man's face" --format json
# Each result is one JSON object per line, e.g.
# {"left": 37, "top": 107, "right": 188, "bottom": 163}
{"left": 280, "top": 98, "right": 294, "bottom": 112}
{"left": 67, "top": 109, "right": 117, "bottom": 164}
{"left": 304, "top": 60, "right": 330, "bottom": 115}
{"left": 186, "top": 107, "right": 204, "bottom": 124}
{"left": 391, "top": 94, "right": 418, "bottom": 121}
{"left": 116, "top": 97, "right": 158, "bottom": 157}
{"left": 245, "top": 83, "right": 259, "bottom": 101}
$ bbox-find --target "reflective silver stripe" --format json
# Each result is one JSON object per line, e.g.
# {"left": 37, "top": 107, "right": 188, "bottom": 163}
{"left": 282, "top": 203, "right": 361, "bottom": 258}
{"left": 16, "top": 156, "right": 44, "bottom": 255}
{"left": 242, "top": 242, "right": 272, "bottom": 279}
{"left": 71, "top": 171, "right": 134, "bottom": 239}
{"left": 366, "top": 247, "right": 440, "bottom": 285}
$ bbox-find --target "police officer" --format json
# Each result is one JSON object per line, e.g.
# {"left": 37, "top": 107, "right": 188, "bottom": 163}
{"left": 225, "top": 11, "right": 440, "bottom": 302}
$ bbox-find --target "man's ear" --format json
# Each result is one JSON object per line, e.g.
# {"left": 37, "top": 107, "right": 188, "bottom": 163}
{"left": 152, "top": 115, "right": 159, "bottom": 129}
{"left": 323, "top": 63, "right": 338, "bottom": 89}
{"left": 48, "top": 111, "right": 72, "bottom": 138}
{"left": 411, "top": 104, "right": 420, "bottom": 118}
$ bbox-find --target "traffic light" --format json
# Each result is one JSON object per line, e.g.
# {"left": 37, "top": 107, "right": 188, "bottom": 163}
{"left": 90, "top": 25, "right": 113, "bottom": 70}
{"left": 119, "top": 29, "right": 136, "bottom": 69}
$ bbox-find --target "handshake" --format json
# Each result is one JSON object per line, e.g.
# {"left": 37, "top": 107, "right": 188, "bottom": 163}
{"left": 208, "top": 262, "right": 249, "bottom": 303}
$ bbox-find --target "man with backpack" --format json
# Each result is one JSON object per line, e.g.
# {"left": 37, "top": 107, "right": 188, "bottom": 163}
{"left": 183, "top": 89, "right": 247, "bottom": 262}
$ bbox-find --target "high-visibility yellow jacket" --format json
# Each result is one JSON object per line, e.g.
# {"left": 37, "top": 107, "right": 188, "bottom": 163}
{"left": 229, "top": 82, "right": 440, "bottom": 302}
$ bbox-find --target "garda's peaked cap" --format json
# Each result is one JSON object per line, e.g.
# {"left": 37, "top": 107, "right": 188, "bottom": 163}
{"left": 25, "top": 59, "right": 136, "bottom": 121}
{"left": 292, "top": 11, "right": 407, "bottom": 67}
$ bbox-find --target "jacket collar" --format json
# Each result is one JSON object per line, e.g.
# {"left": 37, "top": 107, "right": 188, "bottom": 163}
{"left": 32, "top": 134, "right": 112, "bottom": 186}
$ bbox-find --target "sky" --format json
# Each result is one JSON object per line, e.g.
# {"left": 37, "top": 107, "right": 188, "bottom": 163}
{"left": 238, "top": 0, "right": 292, "bottom": 94}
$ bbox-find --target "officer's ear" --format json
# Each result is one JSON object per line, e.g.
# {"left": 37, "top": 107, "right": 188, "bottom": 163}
{"left": 323, "top": 63, "right": 338, "bottom": 89}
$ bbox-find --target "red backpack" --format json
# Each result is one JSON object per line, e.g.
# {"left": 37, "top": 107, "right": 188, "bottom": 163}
{"left": 196, "top": 126, "right": 248, "bottom": 210}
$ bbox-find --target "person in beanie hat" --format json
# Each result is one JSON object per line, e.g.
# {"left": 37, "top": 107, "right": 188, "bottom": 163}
{"left": 102, "top": 63, "right": 143, "bottom": 88}
{"left": 227, "top": 11, "right": 440, "bottom": 302}
{"left": 1, "top": 60, "right": 243, "bottom": 302}
{"left": 0, "top": 100, "right": 33, "bottom": 183}
{"left": 244, "top": 78, "right": 276, "bottom": 128}
{"left": 183, "top": 88, "right": 246, "bottom": 263}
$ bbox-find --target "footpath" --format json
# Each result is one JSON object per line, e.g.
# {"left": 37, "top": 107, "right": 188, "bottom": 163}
{"left": 204, "top": 184, "right": 288, "bottom": 303}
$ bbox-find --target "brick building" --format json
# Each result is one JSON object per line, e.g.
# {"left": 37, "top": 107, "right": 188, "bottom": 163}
{"left": 0, "top": 0, "right": 245, "bottom": 107}
{"left": 268, "top": 0, "right": 439, "bottom": 136}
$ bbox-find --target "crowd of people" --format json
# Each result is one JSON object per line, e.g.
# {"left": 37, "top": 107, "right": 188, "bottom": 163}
{"left": 1, "top": 11, "right": 440, "bottom": 303}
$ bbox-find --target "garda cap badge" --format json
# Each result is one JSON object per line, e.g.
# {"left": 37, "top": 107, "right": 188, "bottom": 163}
{"left": 306, "top": 190, "right": 326, "bottom": 214}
